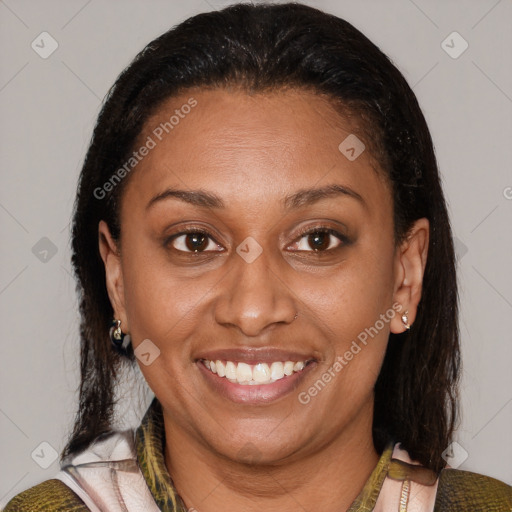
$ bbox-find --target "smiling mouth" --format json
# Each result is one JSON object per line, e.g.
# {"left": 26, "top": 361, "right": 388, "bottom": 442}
{"left": 200, "top": 359, "right": 313, "bottom": 385}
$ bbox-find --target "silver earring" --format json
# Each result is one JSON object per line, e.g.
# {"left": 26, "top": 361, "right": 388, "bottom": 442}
{"left": 401, "top": 310, "right": 411, "bottom": 330}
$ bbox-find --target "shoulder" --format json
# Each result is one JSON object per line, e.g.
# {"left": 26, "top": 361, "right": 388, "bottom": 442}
{"left": 434, "top": 468, "right": 512, "bottom": 511}
{"left": 2, "top": 478, "right": 88, "bottom": 511}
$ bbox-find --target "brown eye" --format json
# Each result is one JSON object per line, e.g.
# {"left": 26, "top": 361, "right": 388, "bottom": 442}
{"left": 185, "top": 232, "right": 208, "bottom": 252}
{"left": 289, "top": 228, "right": 346, "bottom": 252}
{"left": 307, "top": 231, "right": 331, "bottom": 251}
{"left": 169, "top": 231, "right": 223, "bottom": 253}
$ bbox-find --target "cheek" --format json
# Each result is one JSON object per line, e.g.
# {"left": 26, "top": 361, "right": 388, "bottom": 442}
{"left": 299, "top": 264, "right": 393, "bottom": 422}
{"left": 311, "top": 237, "right": 395, "bottom": 331}
{"left": 120, "top": 241, "right": 206, "bottom": 345}
{"left": 307, "top": 233, "right": 395, "bottom": 380}
{"left": 121, "top": 241, "right": 239, "bottom": 385}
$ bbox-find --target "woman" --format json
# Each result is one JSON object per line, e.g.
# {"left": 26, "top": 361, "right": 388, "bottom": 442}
{"left": 4, "top": 2, "right": 511, "bottom": 511}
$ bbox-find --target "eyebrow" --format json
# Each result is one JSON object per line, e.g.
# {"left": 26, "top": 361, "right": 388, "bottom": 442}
{"left": 145, "top": 183, "right": 365, "bottom": 211}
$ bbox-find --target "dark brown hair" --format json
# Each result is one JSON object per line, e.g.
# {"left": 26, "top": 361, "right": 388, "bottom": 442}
{"left": 63, "top": 2, "right": 459, "bottom": 473}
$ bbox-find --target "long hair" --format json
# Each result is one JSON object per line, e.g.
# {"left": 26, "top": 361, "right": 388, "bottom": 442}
{"left": 63, "top": 2, "right": 459, "bottom": 474}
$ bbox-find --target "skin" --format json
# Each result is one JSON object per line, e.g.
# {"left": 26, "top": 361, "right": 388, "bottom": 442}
{"left": 98, "top": 87, "right": 429, "bottom": 512}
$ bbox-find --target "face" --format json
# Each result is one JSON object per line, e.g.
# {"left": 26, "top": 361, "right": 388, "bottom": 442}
{"left": 99, "top": 87, "right": 428, "bottom": 465}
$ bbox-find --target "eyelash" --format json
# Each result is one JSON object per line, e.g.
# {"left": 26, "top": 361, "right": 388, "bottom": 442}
{"left": 165, "top": 224, "right": 349, "bottom": 254}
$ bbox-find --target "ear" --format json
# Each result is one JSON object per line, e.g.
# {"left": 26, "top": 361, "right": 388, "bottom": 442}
{"left": 390, "top": 217, "right": 429, "bottom": 334}
{"left": 98, "top": 220, "right": 129, "bottom": 332}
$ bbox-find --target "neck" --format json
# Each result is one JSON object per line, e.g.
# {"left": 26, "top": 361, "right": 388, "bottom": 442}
{"left": 163, "top": 404, "right": 380, "bottom": 512}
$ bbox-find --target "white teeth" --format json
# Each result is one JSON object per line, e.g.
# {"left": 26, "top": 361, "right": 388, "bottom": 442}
{"left": 293, "top": 361, "right": 304, "bottom": 372}
{"left": 202, "top": 359, "right": 308, "bottom": 385}
{"left": 216, "top": 360, "right": 225, "bottom": 377}
{"left": 283, "top": 361, "right": 294, "bottom": 376}
{"left": 236, "top": 362, "right": 252, "bottom": 383}
{"left": 270, "top": 361, "right": 284, "bottom": 380}
{"left": 225, "top": 361, "right": 237, "bottom": 380}
{"left": 253, "top": 363, "right": 271, "bottom": 383}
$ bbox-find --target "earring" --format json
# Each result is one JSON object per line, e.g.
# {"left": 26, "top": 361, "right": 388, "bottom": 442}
{"left": 293, "top": 313, "right": 298, "bottom": 320}
{"left": 109, "top": 319, "right": 131, "bottom": 351}
{"left": 401, "top": 310, "right": 411, "bottom": 330}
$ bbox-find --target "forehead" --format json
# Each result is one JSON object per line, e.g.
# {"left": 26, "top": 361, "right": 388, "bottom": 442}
{"left": 122, "top": 87, "right": 390, "bottom": 217}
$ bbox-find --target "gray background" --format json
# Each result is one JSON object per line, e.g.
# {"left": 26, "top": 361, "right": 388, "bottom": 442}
{"left": 1, "top": 0, "right": 511, "bottom": 505}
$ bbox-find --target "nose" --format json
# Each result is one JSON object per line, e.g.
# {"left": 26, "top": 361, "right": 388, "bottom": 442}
{"left": 213, "top": 243, "right": 298, "bottom": 337}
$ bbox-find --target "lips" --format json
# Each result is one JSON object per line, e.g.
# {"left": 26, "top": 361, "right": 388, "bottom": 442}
{"left": 195, "top": 347, "right": 317, "bottom": 365}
